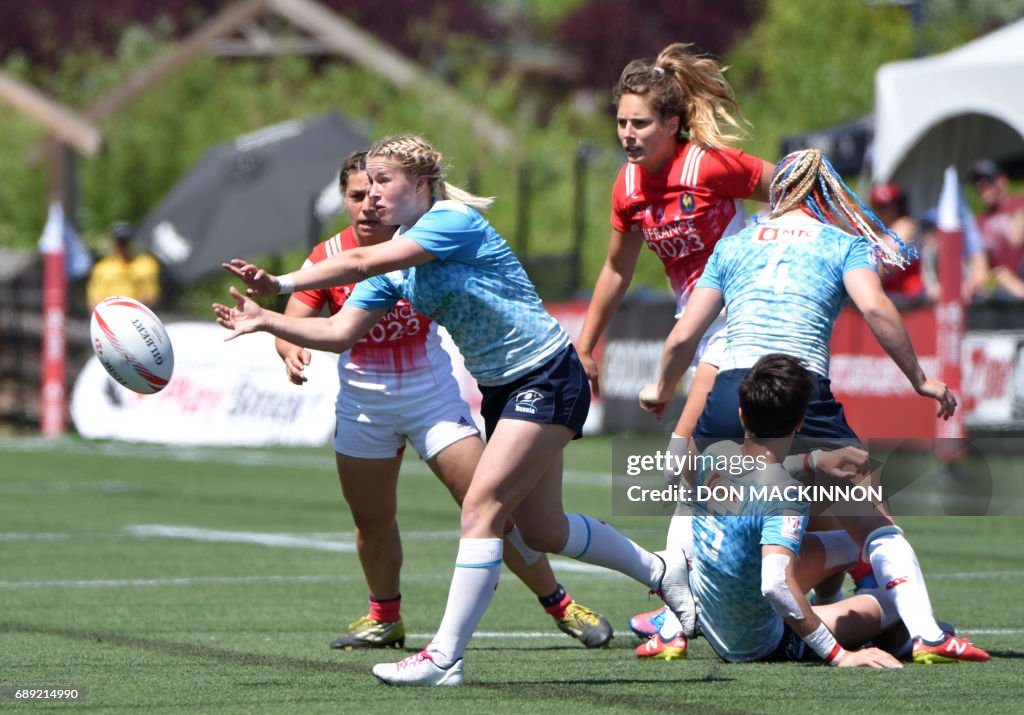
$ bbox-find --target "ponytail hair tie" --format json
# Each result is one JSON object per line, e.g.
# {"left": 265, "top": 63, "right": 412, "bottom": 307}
{"left": 653, "top": 66, "right": 665, "bottom": 76}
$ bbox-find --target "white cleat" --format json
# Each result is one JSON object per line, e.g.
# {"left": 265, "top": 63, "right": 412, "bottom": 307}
{"left": 372, "top": 650, "right": 465, "bottom": 686}
{"left": 654, "top": 549, "right": 698, "bottom": 639}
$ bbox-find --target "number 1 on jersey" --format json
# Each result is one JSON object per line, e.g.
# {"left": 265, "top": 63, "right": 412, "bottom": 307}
{"left": 757, "top": 242, "right": 791, "bottom": 295}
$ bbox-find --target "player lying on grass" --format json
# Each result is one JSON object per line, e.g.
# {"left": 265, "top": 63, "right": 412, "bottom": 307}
{"left": 639, "top": 149, "right": 989, "bottom": 664}
{"left": 273, "top": 149, "right": 611, "bottom": 651}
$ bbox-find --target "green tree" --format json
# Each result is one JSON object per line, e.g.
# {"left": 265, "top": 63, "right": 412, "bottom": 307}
{"left": 725, "top": 0, "right": 915, "bottom": 163}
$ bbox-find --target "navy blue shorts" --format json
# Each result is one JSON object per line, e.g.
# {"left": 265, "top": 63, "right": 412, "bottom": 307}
{"left": 761, "top": 624, "right": 819, "bottom": 663}
{"left": 479, "top": 344, "right": 590, "bottom": 440}
{"left": 693, "top": 368, "right": 859, "bottom": 444}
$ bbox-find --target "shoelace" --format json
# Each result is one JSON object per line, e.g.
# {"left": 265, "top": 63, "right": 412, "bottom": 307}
{"left": 396, "top": 651, "right": 432, "bottom": 670}
{"left": 565, "top": 605, "right": 600, "bottom": 626}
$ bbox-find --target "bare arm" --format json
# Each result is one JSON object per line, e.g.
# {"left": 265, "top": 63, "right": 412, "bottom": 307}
{"left": 843, "top": 268, "right": 956, "bottom": 419}
{"left": 275, "top": 297, "right": 321, "bottom": 385}
{"left": 223, "top": 236, "right": 435, "bottom": 296}
{"left": 992, "top": 265, "right": 1024, "bottom": 298}
{"left": 576, "top": 229, "right": 645, "bottom": 397}
{"left": 750, "top": 159, "right": 775, "bottom": 203}
{"left": 214, "top": 287, "right": 387, "bottom": 353}
{"left": 638, "top": 287, "right": 724, "bottom": 418}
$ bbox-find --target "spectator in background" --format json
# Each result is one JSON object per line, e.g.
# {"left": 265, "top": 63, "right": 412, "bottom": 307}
{"left": 972, "top": 159, "right": 1024, "bottom": 301}
{"left": 86, "top": 221, "right": 162, "bottom": 309}
{"left": 917, "top": 199, "right": 988, "bottom": 304}
{"left": 869, "top": 183, "right": 926, "bottom": 308}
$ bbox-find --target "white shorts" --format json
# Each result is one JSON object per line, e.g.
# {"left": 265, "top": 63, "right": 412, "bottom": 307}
{"left": 334, "top": 393, "right": 479, "bottom": 461}
{"left": 697, "top": 319, "right": 728, "bottom": 367}
{"left": 675, "top": 301, "right": 728, "bottom": 368}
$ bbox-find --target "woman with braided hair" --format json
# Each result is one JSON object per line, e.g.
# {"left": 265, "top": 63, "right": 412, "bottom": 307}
{"left": 576, "top": 42, "right": 773, "bottom": 658}
{"left": 215, "top": 133, "right": 698, "bottom": 686}
{"left": 639, "top": 147, "right": 989, "bottom": 664}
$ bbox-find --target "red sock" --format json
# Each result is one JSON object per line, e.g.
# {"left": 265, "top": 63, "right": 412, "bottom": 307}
{"left": 848, "top": 555, "right": 873, "bottom": 587}
{"left": 540, "top": 586, "right": 571, "bottom": 620}
{"left": 368, "top": 594, "right": 401, "bottom": 623}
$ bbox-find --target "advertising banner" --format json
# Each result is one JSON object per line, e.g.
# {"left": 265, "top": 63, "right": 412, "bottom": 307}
{"left": 71, "top": 322, "right": 340, "bottom": 445}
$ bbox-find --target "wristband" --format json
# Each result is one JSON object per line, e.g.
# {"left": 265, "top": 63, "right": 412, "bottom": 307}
{"left": 276, "top": 273, "right": 296, "bottom": 294}
{"left": 804, "top": 623, "right": 846, "bottom": 665}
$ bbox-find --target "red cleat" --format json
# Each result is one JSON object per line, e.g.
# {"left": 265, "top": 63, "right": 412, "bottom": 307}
{"left": 635, "top": 633, "right": 688, "bottom": 660}
{"left": 912, "top": 633, "right": 990, "bottom": 663}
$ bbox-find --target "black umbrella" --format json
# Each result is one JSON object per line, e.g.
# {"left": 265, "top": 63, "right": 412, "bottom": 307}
{"left": 139, "top": 112, "right": 367, "bottom": 284}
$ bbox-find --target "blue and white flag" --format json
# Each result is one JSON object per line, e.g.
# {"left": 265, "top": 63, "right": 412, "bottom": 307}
{"left": 38, "top": 201, "right": 93, "bottom": 279}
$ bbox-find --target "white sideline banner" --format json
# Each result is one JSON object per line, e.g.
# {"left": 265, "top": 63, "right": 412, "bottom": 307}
{"left": 70, "top": 322, "right": 340, "bottom": 445}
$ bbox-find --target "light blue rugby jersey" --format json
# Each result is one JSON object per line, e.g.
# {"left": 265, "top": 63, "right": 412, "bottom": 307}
{"left": 690, "top": 442, "right": 809, "bottom": 663}
{"left": 697, "top": 215, "right": 874, "bottom": 376}
{"left": 346, "top": 200, "right": 569, "bottom": 386}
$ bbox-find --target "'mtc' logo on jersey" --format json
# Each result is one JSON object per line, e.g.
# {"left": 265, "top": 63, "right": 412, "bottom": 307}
{"left": 679, "top": 192, "right": 696, "bottom": 214}
{"left": 514, "top": 389, "right": 544, "bottom": 414}
{"left": 757, "top": 227, "right": 779, "bottom": 242}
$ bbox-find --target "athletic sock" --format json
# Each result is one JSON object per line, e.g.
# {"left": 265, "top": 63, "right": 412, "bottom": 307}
{"left": 866, "top": 529, "right": 944, "bottom": 642}
{"left": 658, "top": 607, "right": 684, "bottom": 639}
{"left": 368, "top": 593, "right": 401, "bottom": 623}
{"left": 559, "top": 513, "right": 664, "bottom": 589}
{"left": 538, "top": 584, "right": 571, "bottom": 620}
{"left": 658, "top": 513, "right": 687, "bottom": 637}
{"left": 665, "top": 512, "right": 693, "bottom": 556}
{"left": 425, "top": 538, "right": 503, "bottom": 667}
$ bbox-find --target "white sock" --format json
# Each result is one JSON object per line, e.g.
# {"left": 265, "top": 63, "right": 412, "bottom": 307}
{"left": 658, "top": 607, "right": 684, "bottom": 639}
{"left": 505, "top": 526, "right": 542, "bottom": 566}
{"left": 426, "top": 538, "right": 503, "bottom": 666}
{"left": 859, "top": 587, "right": 902, "bottom": 631}
{"left": 665, "top": 512, "right": 693, "bottom": 555}
{"left": 659, "top": 499, "right": 694, "bottom": 637}
{"left": 560, "top": 513, "right": 664, "bottom": 589}
{"left": 663, "top": 433, "right": 690, "bottom": 487}
{"left": 866, "top": 527, "right": 944, "bottom": 642}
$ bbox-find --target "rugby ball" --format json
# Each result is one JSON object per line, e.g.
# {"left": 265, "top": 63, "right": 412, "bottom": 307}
{"left": 90, "top": 297, "right": 174, "bottom": 394}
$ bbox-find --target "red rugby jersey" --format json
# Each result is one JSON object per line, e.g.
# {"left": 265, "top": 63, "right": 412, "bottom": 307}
{"left": 611, "top": 143, "right": 763, "bottom": 302}
{"left": 292, "top": 227, "right": 433, "bottom": 373}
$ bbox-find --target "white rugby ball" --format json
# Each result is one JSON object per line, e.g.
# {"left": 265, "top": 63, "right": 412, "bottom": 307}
{"left": 90, "top": 297, "right": 174, "bottom": 394}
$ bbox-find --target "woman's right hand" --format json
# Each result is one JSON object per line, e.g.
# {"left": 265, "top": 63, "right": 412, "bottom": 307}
{"left": 213, "top": 286, "right": 266, "bottom": 340}
{"left": 915, "top": 377, "right": 957, "bottom": 420}
{"left": 638, "top": 383, "right": 671, "bottom": 419}
{"left": 579, "top": 351, "right": 601, "bottom": 398}
{"left": 280, "top": 346, "right": 312, "bottom": 385}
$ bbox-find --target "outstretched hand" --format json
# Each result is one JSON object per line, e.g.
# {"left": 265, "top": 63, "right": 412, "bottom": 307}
{"left": 222, "top": 258, "right": 280, "bottom": 297}
{"left": 213, "top": 286, "right": 266, "bottom": 341}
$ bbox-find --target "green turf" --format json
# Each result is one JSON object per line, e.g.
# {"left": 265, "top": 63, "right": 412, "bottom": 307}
{"left": 1, "top": 435, "right": 1021, "bottom": 713}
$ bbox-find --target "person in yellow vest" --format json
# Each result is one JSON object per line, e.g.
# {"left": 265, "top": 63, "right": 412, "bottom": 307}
{"left": 86, "top": 221, "right": 161, "bottom": 309}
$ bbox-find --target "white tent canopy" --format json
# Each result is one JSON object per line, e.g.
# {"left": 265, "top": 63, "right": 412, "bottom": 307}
{"left": 873, "top": 18, "right": 1024, "bottom": 214}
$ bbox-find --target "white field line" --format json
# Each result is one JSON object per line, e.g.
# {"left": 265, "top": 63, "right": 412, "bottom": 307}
{"left": 0, "top": 574, "right": 357, "bottom": 590}
{"left": 125, "top": 525, "right": 357, "bottom": 552}
{"left": 0, "top": 437, "right": 611, "bottom": 484}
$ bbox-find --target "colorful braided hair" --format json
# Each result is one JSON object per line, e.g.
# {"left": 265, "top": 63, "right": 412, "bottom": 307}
{"left": 768, "top": 149, "right": 916, "bottom": 268}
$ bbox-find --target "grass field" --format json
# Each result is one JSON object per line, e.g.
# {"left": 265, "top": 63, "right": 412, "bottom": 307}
{"left": 1, "top": 435, "right": 1022, "bottom": 713}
